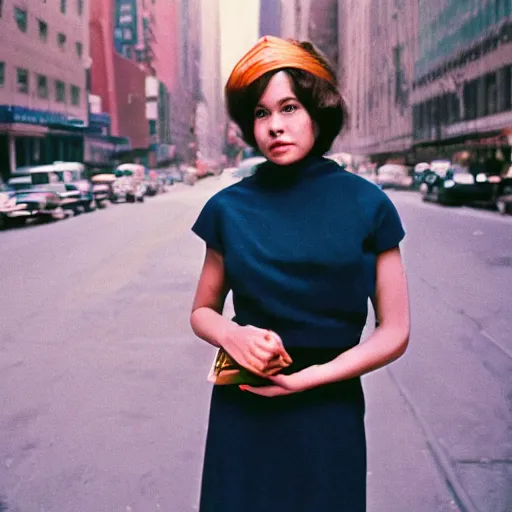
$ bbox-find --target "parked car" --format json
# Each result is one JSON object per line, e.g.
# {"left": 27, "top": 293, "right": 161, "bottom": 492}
{"left": 52, "top": 161, "right": 97, "bottom": 212}
{"left": 420, "top": 164, "right": 500, "bottom": 206}
{"left": 90, "top": 173, "right": 117, "bottom": 207}
{"left": 0, "top": 176, "right": 63, "bottom": 228}
{"left": 22, "top": 162, "right": 95, "bottom": 214}
{"left": 376, "top": 164, "right": 413, "bottom": 189}
{"left": 114, "top": 163, "right": 146, "bottom": 202}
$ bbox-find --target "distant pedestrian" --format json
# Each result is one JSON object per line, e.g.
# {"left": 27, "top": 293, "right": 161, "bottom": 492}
{"left": 190, "top": 35, "right": 410, "bottom": 512}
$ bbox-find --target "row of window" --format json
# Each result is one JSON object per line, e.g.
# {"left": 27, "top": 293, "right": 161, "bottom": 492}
{"left": 413, "top": 65, "right": 512, "bottom": 140}
{"left": 0, "top": 62, "right": 81, "bottom": 106}
{"left": 13, "top": 6, "right": 83, "bottom": 57}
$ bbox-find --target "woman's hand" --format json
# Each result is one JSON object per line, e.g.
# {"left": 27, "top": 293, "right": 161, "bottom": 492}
{"left": 221, "top": 324, "right": 292, "bottom": 378}
{"left": 239, "top": 365, "right": 324, "bottom": 397}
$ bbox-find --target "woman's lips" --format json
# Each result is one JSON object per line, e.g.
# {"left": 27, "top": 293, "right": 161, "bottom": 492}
{"left": 269, "top": 143, "right": 292, "bottom": 154}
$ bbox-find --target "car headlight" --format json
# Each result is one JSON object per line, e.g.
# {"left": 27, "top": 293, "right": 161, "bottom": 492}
{"left": 476, "top": 173, "right": 487, "bottom": 183}
{"left": 444, "top": 179, "right": 455, "bottom": 188}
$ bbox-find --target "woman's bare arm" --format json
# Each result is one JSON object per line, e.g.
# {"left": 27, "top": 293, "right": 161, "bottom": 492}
{"left": 190, "top": 248, "right": 292, "bottom": 375}
{"left": 190, "top": 248, "right": 232, "bottom": 348}
{"left": 319, "top": 246, "right": 410, "bottom": 382}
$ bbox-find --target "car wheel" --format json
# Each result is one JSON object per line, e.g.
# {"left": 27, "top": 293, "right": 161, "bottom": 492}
{"left": 51, "top": 207, "right": 66, "bottom": 221}
{"left": 83, "top": 199, "right": 96, "bottom": 212}
{"left": 496, "top": 199, "right": 508, "bottom": 215}
{"left": 432, "top": 186, "right": 441, "bottom": 203}
{"left": 419, "top": 183, "right": 429, "bottom": 201}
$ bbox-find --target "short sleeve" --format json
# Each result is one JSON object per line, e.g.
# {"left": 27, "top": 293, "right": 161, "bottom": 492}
{"left": 191, "top": 195, "right": 224, "bottom": 253}
{"left": 372, "top": 194, "right": 405, "bottom": 253}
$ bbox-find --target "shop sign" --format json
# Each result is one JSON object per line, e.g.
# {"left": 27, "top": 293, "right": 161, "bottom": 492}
{"left": 0, "top": 105, "right": 85, "bottom": 128}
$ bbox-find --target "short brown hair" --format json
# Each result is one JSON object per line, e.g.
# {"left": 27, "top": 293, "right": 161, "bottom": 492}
{"left": 226, "top": 41, "right": 347, "bottom": 156}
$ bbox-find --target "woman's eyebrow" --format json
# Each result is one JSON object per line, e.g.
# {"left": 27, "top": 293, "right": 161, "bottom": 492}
{"left": 255, "top": 96, "right": 297, "bottom": 109}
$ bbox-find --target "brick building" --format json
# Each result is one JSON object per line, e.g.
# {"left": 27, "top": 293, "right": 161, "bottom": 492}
{"left": 0, "top": 0, "right": 90, "bottom": 177}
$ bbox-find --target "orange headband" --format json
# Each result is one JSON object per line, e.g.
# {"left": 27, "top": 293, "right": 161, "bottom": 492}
{"left": 225, "top": 35, "right": 336, "bottom": 94}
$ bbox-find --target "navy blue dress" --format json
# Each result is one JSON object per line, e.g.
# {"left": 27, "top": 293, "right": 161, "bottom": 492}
{"left": 192, "top": 156, "right": 405, "bottom": 512}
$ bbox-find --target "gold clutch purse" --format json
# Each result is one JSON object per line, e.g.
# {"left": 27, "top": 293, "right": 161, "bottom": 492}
{"left": 207, "top": 348, "right": 291, "bottom": 386}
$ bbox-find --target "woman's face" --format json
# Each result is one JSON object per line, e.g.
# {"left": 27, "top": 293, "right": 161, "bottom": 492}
{"left": 253, "top": 71, "right": 316, "bottom": 165}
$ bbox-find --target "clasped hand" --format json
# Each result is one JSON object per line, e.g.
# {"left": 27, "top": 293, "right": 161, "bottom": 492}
{"left": 222, "top": 324, "right": 324, "bottom": 397}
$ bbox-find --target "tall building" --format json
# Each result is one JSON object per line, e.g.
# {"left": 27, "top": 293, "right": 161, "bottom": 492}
{"left": 90, "top": 0, "right": 149, "bottom": 154}
{"left": 196, "top": 0, "right": 224, "bottom": 166}
{"left": 280, "top": 0, "right": 338, "bottom": 71}
{"left": 0, "top": 0, "right": 90, "bottom": 178}
{"left": 336, "top": 0, "right": 417, "bottom": 161}
{"left": 411, "top": 0, "right": 512, "bottom": 164}
{"left": 167, "top": 0, "right": 201, "bottom": 164}
{"left": 280, "top": 0, "right": 310, "bottom": 40}
{"left": 260, "top": 0, "right": 281, "bottom": 37}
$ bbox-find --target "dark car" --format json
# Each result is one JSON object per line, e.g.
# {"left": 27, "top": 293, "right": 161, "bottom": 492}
{"left": 420, "top": 164, "right": 500, "bottom": 206}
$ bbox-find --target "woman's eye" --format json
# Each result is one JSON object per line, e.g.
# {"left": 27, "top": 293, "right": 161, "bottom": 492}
{"left": 254, "top": 109, "right": 267, "bottom": 119}
{"left": 282, "top": 104, "right": 298, "bottom": 113}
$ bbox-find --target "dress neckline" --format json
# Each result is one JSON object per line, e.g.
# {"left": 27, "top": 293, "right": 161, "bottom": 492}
{"left": 254, "top": 156, "right": 339, "bottom": 188}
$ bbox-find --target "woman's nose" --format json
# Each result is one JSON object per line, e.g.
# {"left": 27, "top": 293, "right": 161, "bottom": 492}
{"left": 268, "top": 114, "right": 284, "bottom": 136}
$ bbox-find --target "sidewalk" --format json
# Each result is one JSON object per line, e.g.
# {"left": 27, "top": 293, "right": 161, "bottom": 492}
{"left": 365, "top": 367, "right": 459, "bottom": 512}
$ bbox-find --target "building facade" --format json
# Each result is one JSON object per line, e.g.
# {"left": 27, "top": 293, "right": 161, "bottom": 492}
{"left": 335, "top": 0, "right": 417, "bottom": 161}
{"left": 89, "top": 0, "right": 149, "bottom": 156}
{"left": 260, "top": 0, "right": 281, "bottom": 37}
{"left": 0, "top": 0, "right": 90, "bottom": 178}
{"left": 196, "top": 0, "right": 224, "bottom": 167}
{"left": 411, "top": 0, "right": 512, "bottom": 164}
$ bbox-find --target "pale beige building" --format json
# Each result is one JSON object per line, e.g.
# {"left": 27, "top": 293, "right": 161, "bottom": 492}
{"left": 336, "top": 0, "right": 417, "bottom": 161}
{"left": 196, "top": 0, "right": 224, "bottom": 164}
{"left": 0, "top": 0, "right": 90, "bottom": 175}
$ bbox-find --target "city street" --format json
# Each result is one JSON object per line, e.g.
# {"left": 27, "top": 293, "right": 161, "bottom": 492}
{"left": 0, "top": 177, "right": 511, "bottom": 512}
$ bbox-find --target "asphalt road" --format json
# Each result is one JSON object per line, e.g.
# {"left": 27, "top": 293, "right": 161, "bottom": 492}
{"left": 0, "top": 177, "right": 510, "bottom": 512}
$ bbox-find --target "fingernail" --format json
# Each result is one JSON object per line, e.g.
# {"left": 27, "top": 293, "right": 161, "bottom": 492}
{"left": 239, "top": 385, "right": 248, "bottom": 391}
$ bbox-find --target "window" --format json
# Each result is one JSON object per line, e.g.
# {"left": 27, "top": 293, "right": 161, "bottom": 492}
{"left": 39, "top": 20, "right": 48, "bottom": 42}
{"left": 57, "top": 32, "right": 67, "bottom": 49}
{"left": 17, "top": 68, "right": 29, "bottom": 94}
{"left": 0, "top": 62, "right": 4, "bottom": 87}
{"left": 77, "top": 0, "right": 83, "bottom": 16}
{"left": 37, "top": 75, "right": 48, "bottom": 98}
{"left": 75, "top": 41, "right": 83, "bottom": 58}
{"left": 60, "top": 0, "right": 66, "bottom": 14}
{"left": 14, "top": 7, "right": 27, "bottom": 32}
{"left": 70, "top": 85, "right": 80, "bottom": 106}
{"left": 55, "top": 80, "right": 66, "bottom": 102}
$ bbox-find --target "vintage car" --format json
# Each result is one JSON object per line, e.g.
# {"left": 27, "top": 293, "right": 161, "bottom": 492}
{"left": 90, "top": 173, "right": 117, "bottom": 207}
{"left": 420, "top": 163, "right": 501, "bottom": 206}
{"left": 0, "top": 176, "right": 63, "bottom": 228}
{"left": 376, "top": 164, "right": 413, "bottom": 189}
{"left": 24, "top": 164, "right": 81, "bottom": 214}
{"left": 114, "top": 164, "right": 146, "bottom": 202}
{"left": 52, "top": 161, "right": 96, "bottom": 212}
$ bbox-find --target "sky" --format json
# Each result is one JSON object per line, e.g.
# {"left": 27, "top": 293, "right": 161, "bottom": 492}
{"left": 219, "top": 0, "right": 261, "bottom": 88}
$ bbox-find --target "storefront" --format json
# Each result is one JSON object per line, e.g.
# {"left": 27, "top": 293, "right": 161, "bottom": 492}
{"left": 0, "top": 106, "right": 86, "bottom": 178}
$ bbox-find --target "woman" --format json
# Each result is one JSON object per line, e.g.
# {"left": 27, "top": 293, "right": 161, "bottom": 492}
{"left": 190, "top": 36, "right": 410, "bottom": 512}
